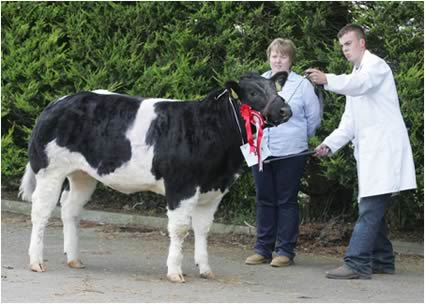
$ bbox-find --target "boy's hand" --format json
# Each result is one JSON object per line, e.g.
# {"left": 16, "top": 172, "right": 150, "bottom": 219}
{"left": 314, "top": 143, "right": 331, "bottom": 157}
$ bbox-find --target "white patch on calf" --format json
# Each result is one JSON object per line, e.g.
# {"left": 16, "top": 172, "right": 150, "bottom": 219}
{"left": 43, "top": 139, "right": 159, "bottom": 194}
{"left": 44, "top": 141, "right": 86, "bottom": 174}
{"left": 125, "top": 98, "right": 161, "bottom": 155}
{"left": 56, "top": 95, "right": 68, "bottom": 102}
{"left": 192, "top": 189, "right": 225, "bottom": 276}
{"left": 29, "top": 165, "right": 68, "bottom": 271}
{"left": 160, "top": 187, "right": 228, "bottom": 280}
{"left": 60, "top": 171, "right": 97, "bottom": 266}
{"left": 91, "top": 89, "right": 119, "bottom": 95}
{"left": 166, "top": 187, "right": 200, "bottom": 281}
{"left": 116, "top": 98, "right": 179, "bottom": 194}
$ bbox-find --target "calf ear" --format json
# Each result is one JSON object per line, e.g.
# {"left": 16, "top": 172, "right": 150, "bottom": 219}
{"left": 225, "top": 80, "right": 241, "bottom": 100}
{"left": 271, "top": 71, "right": 288, "bottom": 92}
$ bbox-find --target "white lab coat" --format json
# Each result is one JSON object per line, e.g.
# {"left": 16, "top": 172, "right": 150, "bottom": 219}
{"left": 322, "top": 50, "right": 417, "bottom": 199}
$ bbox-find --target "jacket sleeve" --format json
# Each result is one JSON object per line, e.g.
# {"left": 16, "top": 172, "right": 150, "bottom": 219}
{"left": 303, "top": 80, "right": 321, "bottom": 137}
{"left": 324, "top": 59, "right": 389, "bottom": 97}
{"left": 322, "top": 101, "right": 354, "bottom": 154}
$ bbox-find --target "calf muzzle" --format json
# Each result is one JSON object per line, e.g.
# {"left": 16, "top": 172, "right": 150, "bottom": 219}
{"left": 262, "top": 96, "right": 292, "bottom": 127}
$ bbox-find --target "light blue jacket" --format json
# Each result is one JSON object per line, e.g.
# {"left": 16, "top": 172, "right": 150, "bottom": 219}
{"left": 262, "top": 70, "right": 321, "bottom": 156}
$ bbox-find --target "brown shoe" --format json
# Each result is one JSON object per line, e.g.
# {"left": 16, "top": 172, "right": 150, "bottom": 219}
{"left": 245, "top": 254, "right": 271, "bottom": 265}
{"left": 326, "top": 265, "right": 371, "bottom": 280}
{"left": 270, "top": 255, "right": 293, "bottom": 267}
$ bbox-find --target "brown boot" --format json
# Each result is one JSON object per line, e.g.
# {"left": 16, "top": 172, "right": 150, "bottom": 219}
{"left": 270, "top": 255, "right": 294, "bottom": 267}
{"left": 326, "top": 265, "right": 371, "bottom": 280}
{"left": 245, "top": 254, "right": 271, "bottom": 265}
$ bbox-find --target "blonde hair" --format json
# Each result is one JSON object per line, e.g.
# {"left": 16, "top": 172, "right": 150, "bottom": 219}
{"left": 266, "top": 38, "right": 296, "bottom": 63}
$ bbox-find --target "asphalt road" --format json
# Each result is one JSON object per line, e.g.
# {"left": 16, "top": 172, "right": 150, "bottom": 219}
{"left": 2, "top": 212, "right": 423, "bottom": 303}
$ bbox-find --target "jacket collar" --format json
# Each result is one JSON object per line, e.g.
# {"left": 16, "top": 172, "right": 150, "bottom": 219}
{"left": 354, "top": 49, "right": 371, "bottom": 72}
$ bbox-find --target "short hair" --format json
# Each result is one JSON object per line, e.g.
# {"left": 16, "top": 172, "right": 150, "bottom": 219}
{"left": 266, "top": 38, "right": 296, "bottom": 63}
{"left": 337, "top": 24, "right": 366, "bottom": 43}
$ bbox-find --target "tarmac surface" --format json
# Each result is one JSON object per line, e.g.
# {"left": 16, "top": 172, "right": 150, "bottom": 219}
{"left": 1, "top": 204, "right": 424, "bottom": 303}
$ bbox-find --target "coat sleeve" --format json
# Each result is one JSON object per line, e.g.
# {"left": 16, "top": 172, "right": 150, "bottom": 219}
{"left": 324, "top": 59, "right": 389, "bottom": 97}
{"left": 322, "top": 101, "right": 354, "bottom": 154}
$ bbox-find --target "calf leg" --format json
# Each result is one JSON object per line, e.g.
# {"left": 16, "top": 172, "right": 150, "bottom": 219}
{"left": 29, "top": 173, "right": 66, "bottom": 272}
{"left": 166, "top": 194, "right": 198, "bottom": 283}
{"left": 60, "top": 171, "right": 97, "bottom": 269}
{"left": 192, "top": 194, "right": 223, "bottom": 279}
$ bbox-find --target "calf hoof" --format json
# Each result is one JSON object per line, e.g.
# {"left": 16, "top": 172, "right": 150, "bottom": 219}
{"left": 200, "top": 271, "right": 216, "bottom": 280}
{"left": 30, "top": 263, "right": 46, "bottom": 272}
{"left": 167, "top": 273, "right": 185, "bottom": 283}
{"left": 68, "top": 259, "right": 85, "bottom": 269}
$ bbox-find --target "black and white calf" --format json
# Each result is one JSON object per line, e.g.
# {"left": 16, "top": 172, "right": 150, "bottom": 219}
{"left": 19, "top": 72, "right": 291, "bottom": 283}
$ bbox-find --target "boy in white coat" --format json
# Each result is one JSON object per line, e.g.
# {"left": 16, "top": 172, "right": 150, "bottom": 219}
{"left": 306, "top": 24, "right": 416, "bottom": 279}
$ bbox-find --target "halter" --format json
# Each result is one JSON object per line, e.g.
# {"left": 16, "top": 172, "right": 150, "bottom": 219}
{"left": 215, "top": 89, "right": 244, "bottom": 145}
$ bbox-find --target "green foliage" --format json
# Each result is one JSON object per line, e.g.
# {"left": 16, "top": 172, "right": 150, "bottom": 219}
{"left": 1, "top": 2, "right": 423, "bottom": 228}
{"left": 1, "top": 125, "right": 27, "bottom": 178}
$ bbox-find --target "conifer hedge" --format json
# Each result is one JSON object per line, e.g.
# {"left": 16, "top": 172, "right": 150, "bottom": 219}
{"left": 1, "top": 2, "right": 423, "bottom": 229}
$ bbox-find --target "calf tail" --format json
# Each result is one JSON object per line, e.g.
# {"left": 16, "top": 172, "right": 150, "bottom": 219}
{"left": 18, "top": 163, "right": 36, "bottom": 202}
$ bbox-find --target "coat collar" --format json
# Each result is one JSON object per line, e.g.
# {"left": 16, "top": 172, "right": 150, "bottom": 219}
{"left": 354, "top": 49, "right": 372, "bottom": 72}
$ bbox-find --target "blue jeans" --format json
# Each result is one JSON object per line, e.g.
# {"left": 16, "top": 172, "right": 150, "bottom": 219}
{"left": 344, "top": 194, "right": 395, "bottom": 276}
{"left": 252, "top": 155, "right": 307, "bottom": 259}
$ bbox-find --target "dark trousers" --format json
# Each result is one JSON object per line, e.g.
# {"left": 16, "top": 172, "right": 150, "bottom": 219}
{"left": 252, "top": 155, "right": 307, "bottom": 259}
{"left": 344, "top": 194, "right": 395, "bottom": 275}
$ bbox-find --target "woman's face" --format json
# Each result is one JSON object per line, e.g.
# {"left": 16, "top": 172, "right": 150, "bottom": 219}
{"left": 269, "top": 49, "right": 292, "bottom": 75}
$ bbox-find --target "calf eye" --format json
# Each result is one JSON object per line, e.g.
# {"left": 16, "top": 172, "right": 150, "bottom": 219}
{"left": 250, "top": 91, "right": 257, "bottom": 97}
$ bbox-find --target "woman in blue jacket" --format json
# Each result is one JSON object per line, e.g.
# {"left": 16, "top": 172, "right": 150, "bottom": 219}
{"left": 245, "top": 38, "right": 321, "bottom": 267}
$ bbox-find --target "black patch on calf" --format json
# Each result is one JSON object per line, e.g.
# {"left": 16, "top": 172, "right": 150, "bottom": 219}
{"left": 29, "top": 92, "right": 143, "bottom": 175}
{"left": 146, "top": 91, "right": 244, "bottom": 210}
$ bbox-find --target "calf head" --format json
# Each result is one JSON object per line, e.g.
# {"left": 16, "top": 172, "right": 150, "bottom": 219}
{"left": 225, "top": 71, "right": 292, "bottom": 126}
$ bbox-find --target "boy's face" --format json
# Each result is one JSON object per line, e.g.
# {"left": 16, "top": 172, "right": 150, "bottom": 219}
{"left": 339, "top": 31, "right": 366, "bottom": 66}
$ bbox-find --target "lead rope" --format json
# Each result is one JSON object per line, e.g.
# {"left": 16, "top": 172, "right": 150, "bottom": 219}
{"left": 286, "top": 73, "right": 309, "bottom": 104}
{"left": 228, "top": 96, "right": 245, "bottom": 145}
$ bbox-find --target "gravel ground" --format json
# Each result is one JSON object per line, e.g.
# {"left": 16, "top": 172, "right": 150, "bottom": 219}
{"left": 2, "top": 212, "right": 423, "bottom": 303}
